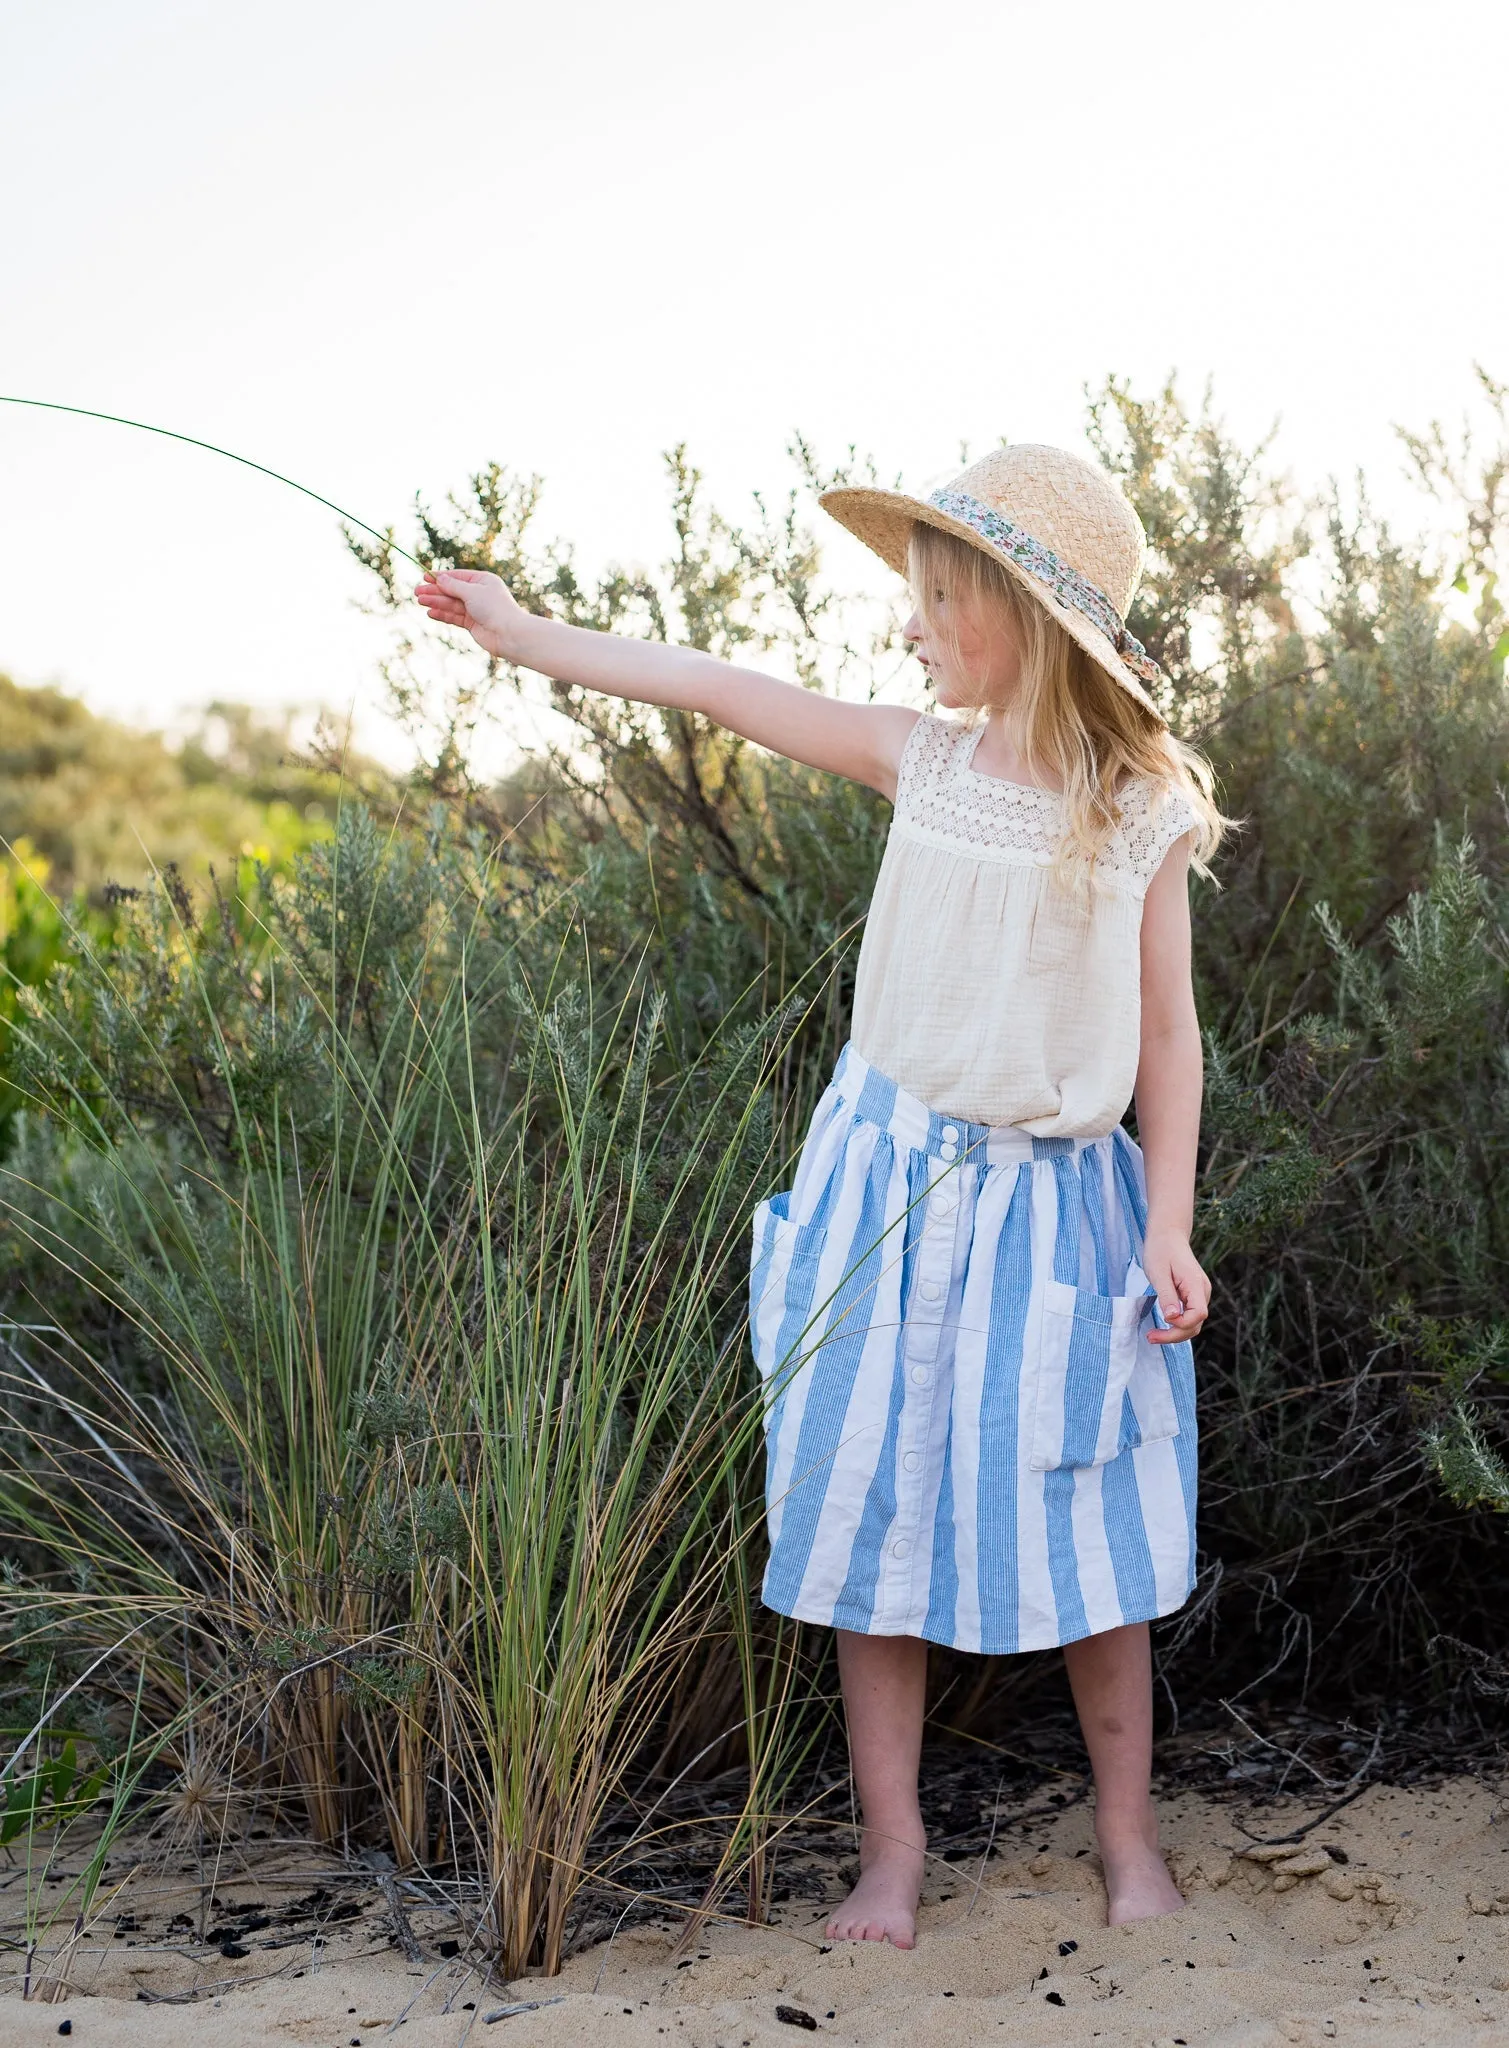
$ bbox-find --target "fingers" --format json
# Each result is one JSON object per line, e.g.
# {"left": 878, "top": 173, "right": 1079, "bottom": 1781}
{"left": 1139, "top": 1257, "right": 1185, "bottom": 1329}
{"left": 1147, "top": 1311, "right": 1205, "bottom": 1343}
{"left": 413, "top": 578, "right": 473, "bottom": 625}
{"left": 1145, "top": 1282, "right": 1210, "bottom": 1343}
{"left": 1141, "top": 1252, "right": 1210, "bottom": 1343}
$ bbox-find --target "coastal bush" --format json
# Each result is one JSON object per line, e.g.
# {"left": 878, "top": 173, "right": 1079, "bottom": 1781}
{"left": 0, "top": 686, "right": 353, "bottom": 892}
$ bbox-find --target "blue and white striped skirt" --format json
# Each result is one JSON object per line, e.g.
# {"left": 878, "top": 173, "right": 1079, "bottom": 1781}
{"left": 748, "top": 1044, "right": 1197, "bottom": 1654}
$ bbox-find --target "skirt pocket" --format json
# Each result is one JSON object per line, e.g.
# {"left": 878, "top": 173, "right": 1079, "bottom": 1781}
{"left": 1028, "top": 1262, "right": 1181, "bottom": 1473}
{"left": 749, "top": 1194, "right": 830, "bottom": 1387}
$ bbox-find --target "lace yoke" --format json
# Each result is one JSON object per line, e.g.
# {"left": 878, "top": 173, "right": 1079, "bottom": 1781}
{"left": 894, "top": 713, "right": 1194, "bottom": 896}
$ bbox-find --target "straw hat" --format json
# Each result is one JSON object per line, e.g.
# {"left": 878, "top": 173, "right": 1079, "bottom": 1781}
{"left": 820, "top": 444, "right": 1165, "bottom": 718}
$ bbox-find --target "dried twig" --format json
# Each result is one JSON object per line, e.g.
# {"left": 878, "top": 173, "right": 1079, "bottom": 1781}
{"left": 1232, "top": 1728, "right": 1386, "bottom": 1846}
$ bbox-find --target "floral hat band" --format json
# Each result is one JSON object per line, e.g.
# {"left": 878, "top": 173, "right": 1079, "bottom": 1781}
{"left": 926, "top": 488, "right": 1164, "bottom": 691}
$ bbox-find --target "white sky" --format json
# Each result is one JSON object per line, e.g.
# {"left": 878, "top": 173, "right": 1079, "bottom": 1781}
{"left": 2, "top": 0, "right": 1505, "bottom": 765}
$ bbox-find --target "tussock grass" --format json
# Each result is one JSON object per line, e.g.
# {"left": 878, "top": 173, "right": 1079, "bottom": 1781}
{"left": 0, "top": 813, "right": 813, "bottom": 1975}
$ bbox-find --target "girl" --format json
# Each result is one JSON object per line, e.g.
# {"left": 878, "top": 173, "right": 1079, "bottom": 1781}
{"left": 416, "top": 442, "right": 1222, "bottom": 1950}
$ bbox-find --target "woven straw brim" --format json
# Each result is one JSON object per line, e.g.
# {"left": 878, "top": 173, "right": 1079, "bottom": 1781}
{"left": 819, "top": 485, "right": 1164, "bottom": 722}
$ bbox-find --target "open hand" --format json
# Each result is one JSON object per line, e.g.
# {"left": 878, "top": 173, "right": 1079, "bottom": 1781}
{"left": 1140, "top": 1229, "right": 1210, "bottom": 1345}
{"left": 414, "top": 568, "right": 528, "bottom": 661}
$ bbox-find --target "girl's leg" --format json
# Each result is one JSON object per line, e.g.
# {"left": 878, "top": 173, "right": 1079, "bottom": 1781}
{"left": 1061, "top": 1622, "right": 1184, "bottom": 1924}
{"left": 826, "top": 1630, "right": 929, "bottom": 1947}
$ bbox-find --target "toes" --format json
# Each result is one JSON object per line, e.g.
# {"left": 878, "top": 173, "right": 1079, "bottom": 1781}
{"left": 826, "top": 1913, "right": 917, "bottom": 1946}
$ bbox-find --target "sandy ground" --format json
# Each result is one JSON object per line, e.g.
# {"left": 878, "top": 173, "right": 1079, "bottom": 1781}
{"left": 3, "top": 1777, "right": 1508, "bottom": 2047}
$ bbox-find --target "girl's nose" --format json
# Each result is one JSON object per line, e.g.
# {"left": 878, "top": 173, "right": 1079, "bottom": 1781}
{"left": 902, "top": 611, "right": 922, "bottom": 643}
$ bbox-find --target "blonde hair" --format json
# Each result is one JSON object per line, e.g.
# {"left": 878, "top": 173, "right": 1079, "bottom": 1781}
{"left": 907, "top": 524, "right": 1228, "bottom": 883}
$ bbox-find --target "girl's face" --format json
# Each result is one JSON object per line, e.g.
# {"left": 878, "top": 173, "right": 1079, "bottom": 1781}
{"left": 903, "top": 583, "right": 1024, "bottom": 710}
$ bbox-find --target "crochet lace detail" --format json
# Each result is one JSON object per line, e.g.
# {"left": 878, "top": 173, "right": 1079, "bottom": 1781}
{"left": 893, "top": 714, "right": 1195, "bottom": 894}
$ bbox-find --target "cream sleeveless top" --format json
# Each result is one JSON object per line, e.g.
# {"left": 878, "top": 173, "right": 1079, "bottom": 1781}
{"left": 850, "top": 713, "right": 1196, "bottom": 1137}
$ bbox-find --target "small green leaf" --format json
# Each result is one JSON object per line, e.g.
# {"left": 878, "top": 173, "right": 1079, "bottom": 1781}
{"left": 1, "top": 1773, "right": 44, "bottom": 1844}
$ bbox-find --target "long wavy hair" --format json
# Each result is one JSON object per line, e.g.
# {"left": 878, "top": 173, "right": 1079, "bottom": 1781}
{"left": 908, "top": 523, "right": 1229, "bottom": 883}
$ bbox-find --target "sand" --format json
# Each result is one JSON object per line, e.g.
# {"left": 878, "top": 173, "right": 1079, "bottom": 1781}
{"left": 3, "top": 1776, "right": 1508, "bottom": 2047}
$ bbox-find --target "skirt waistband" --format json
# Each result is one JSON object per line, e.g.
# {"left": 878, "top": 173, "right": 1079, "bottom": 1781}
{"left": 832, "top": 1043, "right": 1105, "bottom": 1167}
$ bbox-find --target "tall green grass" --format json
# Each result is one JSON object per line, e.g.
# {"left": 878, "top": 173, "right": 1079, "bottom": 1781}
{"left": 0, "top": 811, "right": 813, "bottom": 1975}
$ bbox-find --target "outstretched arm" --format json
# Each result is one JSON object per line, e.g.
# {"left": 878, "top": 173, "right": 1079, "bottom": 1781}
{"left": 415, "top": 568, "right": 919, "bottom": 800}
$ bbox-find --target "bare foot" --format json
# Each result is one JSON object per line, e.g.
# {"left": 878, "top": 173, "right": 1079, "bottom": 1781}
{"left": 824, "top": 1836, "right": 926, "bottom": 1947}
{"left": 1098, "top": 1819, "right": 1186, "bottom": 1926}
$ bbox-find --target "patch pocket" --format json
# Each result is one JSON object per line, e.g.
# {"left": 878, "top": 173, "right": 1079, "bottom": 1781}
{"left": 1029, "top": 1262, "right": 1181, "bottom": 1473}
{"left": 749, "top": 1194, "right": 829, "bottom": 1388}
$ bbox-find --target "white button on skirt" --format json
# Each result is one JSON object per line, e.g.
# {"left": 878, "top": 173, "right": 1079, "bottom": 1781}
{"left": 748, "top": 1043, "right": 1197, "bottom": 1653}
